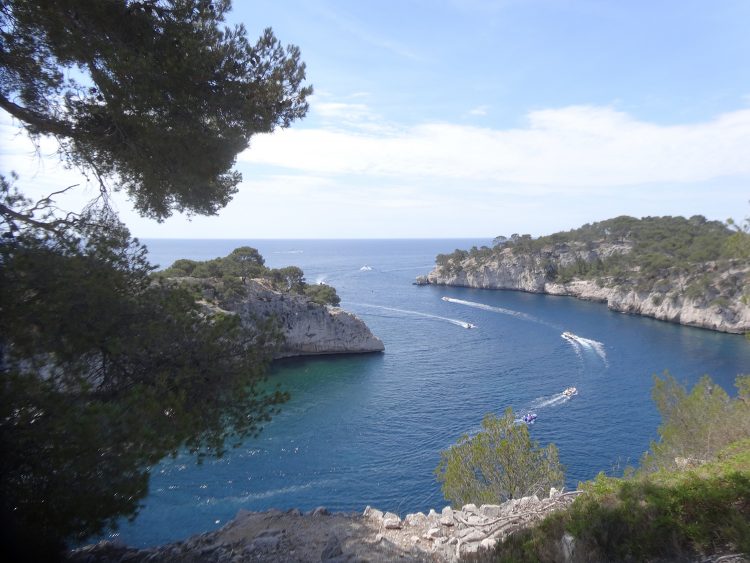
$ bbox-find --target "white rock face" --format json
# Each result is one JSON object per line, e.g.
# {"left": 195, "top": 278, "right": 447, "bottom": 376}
{"left": 220, "top": 280, "right": 385, "bottom": 358}
{"left": 72, "top": 492, "right": 581, "bottom": 562}
{"left": 426, "top": 247, "right": 750, "bottom": 334}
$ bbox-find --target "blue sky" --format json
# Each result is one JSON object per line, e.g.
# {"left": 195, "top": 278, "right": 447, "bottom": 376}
{"left": 3, "top": 0, "right": 750, "bottom": 238}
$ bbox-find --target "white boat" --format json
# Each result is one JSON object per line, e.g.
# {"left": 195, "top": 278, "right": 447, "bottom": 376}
{"left": 465, "top": 323, "right": 477, "bottom": 329}
{"left": 563, "top": 387, "right": 577, "bottom": 397}
{"left": 360, "top": 265, "right": 372, "bottom": 271}
{"left": 441, "top": 296, "right": 450, "bottom": 301}
{"left": 561, "top": 331, "right": 576, "bottom": 341}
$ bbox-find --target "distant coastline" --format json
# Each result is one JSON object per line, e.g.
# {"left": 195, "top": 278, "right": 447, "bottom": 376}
{"left": 419, "top": 216, "right": 750, "bottom": 334}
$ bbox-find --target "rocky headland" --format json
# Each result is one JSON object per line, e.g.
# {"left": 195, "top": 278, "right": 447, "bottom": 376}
{"left": 158, "top": 247, "right": 384, "bottom": 358}
{"left": 219, "top": 279, "right": 385, "bottom": 358}
{"left": 419, "top": 216, "right": 750, "bottom": 334}
{"left": 180, "top": 277, "right": 385, "bottom": 358}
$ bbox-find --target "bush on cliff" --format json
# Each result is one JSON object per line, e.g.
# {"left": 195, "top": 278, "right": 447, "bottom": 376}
{"left": 480, "top": 374, "right": 750, "bottom": 562}
{"left": 435, "top": 408, "right": 564, "bottom": 506}
{"left": 486, "top": 440, "right": 750, "bottom": 563}
{"left": 641, "top": 372, "right": 750, "bottom": 473}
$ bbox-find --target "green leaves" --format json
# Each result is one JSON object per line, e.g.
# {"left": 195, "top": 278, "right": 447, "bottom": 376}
{"left": 0, "top": 203, "right": 286, "bottom": 552}
{"left": 641, "top": 372, "right": 750, "bottom": 473}
{"left": 1, "top": 0, "right": 312, "bottom": 219}
{"left": 435, "top": 408, "right": 564, "bottom": 506}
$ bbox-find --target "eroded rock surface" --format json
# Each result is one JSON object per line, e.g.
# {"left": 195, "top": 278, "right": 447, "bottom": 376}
{"left": 424, "top": 245, "right": 750, "bottom": 334}
{"left": 70, "top": 491, "right": 580, "bottom": 562}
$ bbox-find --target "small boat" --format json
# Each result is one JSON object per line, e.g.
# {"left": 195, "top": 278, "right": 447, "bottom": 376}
{"left": 465, "top": 323, "right": 477, "bottom": 329}
{"left": 561, "top": 331, "right": 576, "bottom": 341}
{"left": 522, "top": 412, "right": 537, "bottom": 424}
{"left": 441, "top": 296, "right": 450, "bottom": 301}
{"left": 360, "top": 265, "right": 372, "bottom": 271}
{"left": 563, "top": 387, "right": 577, "bottom": 397}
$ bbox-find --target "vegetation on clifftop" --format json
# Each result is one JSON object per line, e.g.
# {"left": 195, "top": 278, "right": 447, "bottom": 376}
{"left": 156, "top": 246, "right": 341, "bottom": 307}
{"left": 436, "top": 408, "right": 564, "bottom": 506}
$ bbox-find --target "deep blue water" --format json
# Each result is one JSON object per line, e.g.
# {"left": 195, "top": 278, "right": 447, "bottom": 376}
{"left": 112, "top": 239, "right": 750, "bottom": 547}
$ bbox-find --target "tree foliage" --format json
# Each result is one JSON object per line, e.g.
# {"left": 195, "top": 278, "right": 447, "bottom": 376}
{"left": 0, "top": 0, "right": 311, "bottom": 219}
{"left": 435, "top": 408, "right": 564, "bottom": 507}
{"left": 489, "top": 376, "right": 750, "bottom": 563}
{"left": 0, "top": 1, "right": 313, "bottom": 557}
{"left": 159, "top": 249, "right": 342, "bottom": 306}
{"left": 640, "top": 373, "right": 750, "bottom": 473}
{"left": 0, "top": 177, "right": 288, "bottom": 558}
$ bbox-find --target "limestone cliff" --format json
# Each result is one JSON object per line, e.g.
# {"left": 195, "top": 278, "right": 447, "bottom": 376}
{"left": 191, "top": 278, "right": 384, "bottom": 358}
{"left": 224, "top": 280, "right": 384, "bottom": 358}
{"left": 424, "top": 242, "right": 750, "bottom": 334}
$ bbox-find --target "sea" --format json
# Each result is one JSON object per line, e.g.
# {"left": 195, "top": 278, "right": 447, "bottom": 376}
{"left": 110, "top": 238, "right": 750, "bottom": 547}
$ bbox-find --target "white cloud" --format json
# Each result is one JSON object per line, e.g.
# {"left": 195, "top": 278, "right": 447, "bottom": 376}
{"left": 241, "top": 105, "right": 750, "bottom": 189}
{"left": 3, "top": 104, "right": 748, "bottom": 239}
{"left": 468, "top": 105, "right": 490, "bottom": 116}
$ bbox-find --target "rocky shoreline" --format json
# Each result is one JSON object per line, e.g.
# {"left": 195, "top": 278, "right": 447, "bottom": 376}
{"left": 70, "top": 490, "right": 580, "bottom": 562}
{"left": 419, "top": 253, "right": 750, "bottom": 335}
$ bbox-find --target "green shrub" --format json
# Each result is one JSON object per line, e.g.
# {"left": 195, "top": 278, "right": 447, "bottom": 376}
{"left": 435, "top": 408, "right": 564, "bottom": 506}
{"left": 303, "top": 284, "right": 341, "bottom": 306}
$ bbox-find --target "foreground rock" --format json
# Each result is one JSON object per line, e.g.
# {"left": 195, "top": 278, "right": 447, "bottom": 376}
{"left": 69, "top": 491, "right": 580, "bottom": 562}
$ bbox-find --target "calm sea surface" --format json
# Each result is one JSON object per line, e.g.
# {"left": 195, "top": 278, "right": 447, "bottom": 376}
{"left": 112, "top": 238, "right": 750, "bottom": 547}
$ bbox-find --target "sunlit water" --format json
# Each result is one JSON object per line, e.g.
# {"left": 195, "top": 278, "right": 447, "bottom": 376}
{"left": 109, "top": 239, "right": 750, "bottom": 547}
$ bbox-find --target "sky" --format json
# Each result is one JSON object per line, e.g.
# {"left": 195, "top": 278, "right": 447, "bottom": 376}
{"left": 2, "top": 0, "right": 750, "bottom": 239}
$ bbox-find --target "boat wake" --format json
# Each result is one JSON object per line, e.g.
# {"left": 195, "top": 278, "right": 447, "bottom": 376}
{"left": 352, "top": 303, "right": 477, "bottom": 330}
{"left": 562, "top": 332, "right": 607, "bottom": 364}
{"left": 441, "top": 296, "right": 544, "bottom": 325}
{"left": 530, "top": 392, "right": 573, "bottom": 410}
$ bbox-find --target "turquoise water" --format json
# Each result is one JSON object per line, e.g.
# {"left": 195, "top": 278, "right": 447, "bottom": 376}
{"left": 113, "top": 239, "right": 750, "bottom": 547}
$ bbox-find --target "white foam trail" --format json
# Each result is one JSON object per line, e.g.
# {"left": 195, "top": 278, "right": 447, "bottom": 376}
{"left": 562, "top": 332, "right": 607, "bottom": 364}
{"left": 442, "top": 297, "right": 543, "bottom": 324}
{"left": 220, "top": 481, "right": 326, "bottom": 504}
{"left": 530, "top": 393, "right": 571, "bottom": 409}
{"left": 352, "top": 302, "right": 476, "bottom": 330}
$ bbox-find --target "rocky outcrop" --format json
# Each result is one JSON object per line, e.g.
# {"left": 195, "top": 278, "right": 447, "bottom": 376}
{"left": 69, "top": 490, "right": 580, "bottom": 562}
{"left": 543, "top": 278, "right": 750, "bottom": 333}
{"left": 216, "top": 280, "right": 384, "bottom": 358}
{"left": 424, "top": 246, "right": 750, "bottom": 334}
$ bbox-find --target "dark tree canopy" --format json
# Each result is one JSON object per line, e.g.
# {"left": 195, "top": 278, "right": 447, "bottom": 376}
{"left": 0, "top": 2, "right": 312, "bottom": 557}
{"left": 0, "top": 176, "right": 288, "bottom": 558}
{"left": 0, "top": 0, "right": 311, "bottom": 219}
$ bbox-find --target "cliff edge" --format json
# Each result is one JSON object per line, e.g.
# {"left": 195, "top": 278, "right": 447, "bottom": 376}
{"left": 421, "top": 216, "right": 750, "bottom": 334}
{"left": 221, "top": 279, "right": 385, "bottom": 358}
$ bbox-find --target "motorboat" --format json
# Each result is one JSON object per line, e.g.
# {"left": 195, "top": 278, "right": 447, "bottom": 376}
{"left": 441, "top": 296, "right": 450, "bottom": 301}
{"left": 563, "top": 387, "right": 577, "bottom": 397}
{"left": 522, "top": 412, "right": 537, "bottom": 424}
{"left": 360, "top": 265, "right": 372, "bottom": 271}
{"left": 561, "top": 331, "right": 576, "bottom": 341}
{"left": 465, "top": 323, "right": 477, "bottom": 329}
